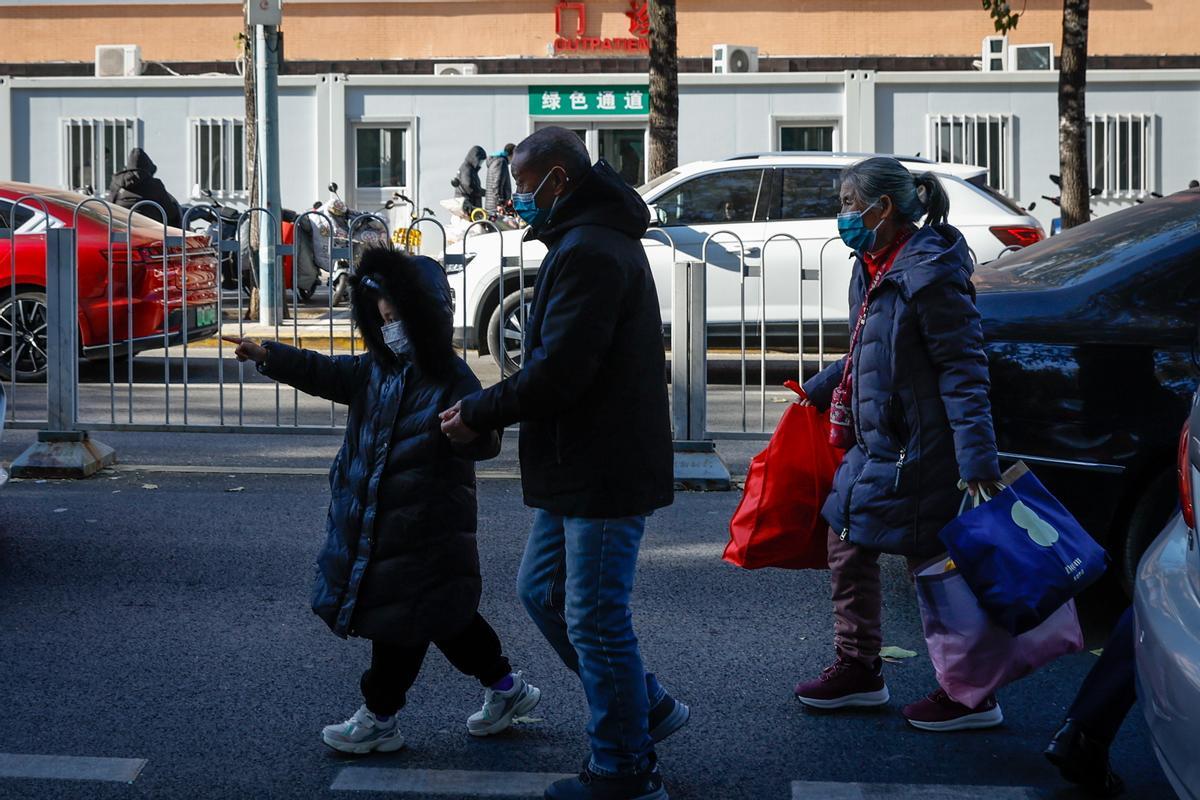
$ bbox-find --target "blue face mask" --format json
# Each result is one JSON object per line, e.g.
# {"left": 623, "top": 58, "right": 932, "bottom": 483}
{"left": 837, "top": 202, "right": 882, "bottom": 253}
{"left": 380, "top": 320, "right": 409, "bottom": 356}
{"left": 513, "top": 167, "right": 564, "bottom": 228}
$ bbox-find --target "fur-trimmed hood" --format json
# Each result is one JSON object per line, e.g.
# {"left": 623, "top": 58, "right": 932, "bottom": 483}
{"left": 351, "top": 247, "right": 455, "bottom": 379}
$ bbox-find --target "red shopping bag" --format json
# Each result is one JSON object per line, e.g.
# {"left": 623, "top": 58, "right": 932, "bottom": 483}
{"left": 724, "top": 383, "right": 843, "bottom": 570}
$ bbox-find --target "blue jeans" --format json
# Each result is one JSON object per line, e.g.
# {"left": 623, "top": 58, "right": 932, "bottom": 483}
{"left": 518, "top": 510, "right": 662, "bottom": 776}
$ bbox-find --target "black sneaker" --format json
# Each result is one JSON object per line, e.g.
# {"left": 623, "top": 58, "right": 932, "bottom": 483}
{"left": 1044, "top": 719, "right": 1125, "bottom": 797}
{"left": 544, "top": 756, "right": 668, "bottom": 800}
{"left": 647, "top": 692, "right": 690, "bottom": 744}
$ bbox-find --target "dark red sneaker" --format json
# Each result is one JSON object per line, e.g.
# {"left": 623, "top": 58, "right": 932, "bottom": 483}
{"left": 794, "top": 657, "right": 889, "bottom": 709}
{"left": 902, "top": 688, "right": 1003, "bottom": 731}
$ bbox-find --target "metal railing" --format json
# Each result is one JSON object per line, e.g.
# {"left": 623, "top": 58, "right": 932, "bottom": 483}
{"left": 3, "top": 191, "right": 1023, "bottom": 476}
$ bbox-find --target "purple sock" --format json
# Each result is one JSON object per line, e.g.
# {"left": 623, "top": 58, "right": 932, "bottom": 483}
{"left": 491, "top": 673, "right": 515, "bottom": 692}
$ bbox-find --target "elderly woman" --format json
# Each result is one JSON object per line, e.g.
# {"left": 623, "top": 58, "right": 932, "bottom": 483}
{"left": 793, "top": 156, "right": 1005, "bottom": 731}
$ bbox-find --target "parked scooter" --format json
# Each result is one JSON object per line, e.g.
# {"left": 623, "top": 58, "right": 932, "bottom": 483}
{"left": 182, "top": 189, "right": 243, "bottom": 290}
{"left": 389, "top": 192, "right": 440, "bottom": 252}
{"left": 298, "top": 183, "right": 391, "bottom": 306}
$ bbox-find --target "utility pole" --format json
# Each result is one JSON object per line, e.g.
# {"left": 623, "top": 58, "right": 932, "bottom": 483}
{"left": 248, "top": 0, "right": 282, "bottom": 325}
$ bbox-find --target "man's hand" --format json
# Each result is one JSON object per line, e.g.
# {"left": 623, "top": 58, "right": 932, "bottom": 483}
{"left": 222, "top": 336, "right": 268, "bottom": 364}
{"left": 439, "top": 400, "right": 480, "bottom": 444}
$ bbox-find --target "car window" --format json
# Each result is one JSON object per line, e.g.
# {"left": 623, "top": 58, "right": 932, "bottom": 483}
{"left": 655, "top": 169, "right": 765, "bottom": 226}
{"left": 638, "top": 169, "right": 679, "bottom": 198}
{"left": 775, "top": 167, "right": 842, "bottom": 221}
{"left": 0, "top": 200, "right": 36, "bottom": 231}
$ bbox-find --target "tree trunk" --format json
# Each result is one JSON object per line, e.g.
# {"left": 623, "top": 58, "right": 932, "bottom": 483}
{"left": 243, "top": 25, "right": 262, "bottom": 320}
{"left": 1058, "top": 0, "right": 1090, "bottom": 229}
{"left": 648, "top": 0, "right": 678, "bottom": 180}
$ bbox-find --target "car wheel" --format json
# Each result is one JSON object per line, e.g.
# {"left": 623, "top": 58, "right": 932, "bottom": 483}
{"left": 0, "top": 290, "right": 49, "bottom": 383}
{"left": 1120, "top": 470, "right": 1178, "bottom": 596}
{"left": 487, "top": 287, "right": 533, "bottom": 377}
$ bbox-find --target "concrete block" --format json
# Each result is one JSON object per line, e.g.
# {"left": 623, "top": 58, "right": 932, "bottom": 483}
{"left": 10, "top": 431, "right": 116, "bottom": 479}
{"left": 673, "top": 440, "right": 731, "bottom": 491}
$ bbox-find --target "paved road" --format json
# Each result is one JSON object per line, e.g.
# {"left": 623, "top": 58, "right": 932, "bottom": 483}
{"left": 0, "top": 468, "right": 1172, "bottom": 800}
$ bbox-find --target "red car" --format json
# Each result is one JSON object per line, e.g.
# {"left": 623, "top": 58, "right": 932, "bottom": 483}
{"left": 1, "top": 181, "right": 219, "bottom": 382}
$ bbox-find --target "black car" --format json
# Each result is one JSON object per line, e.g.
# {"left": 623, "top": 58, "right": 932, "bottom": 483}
{"left": 976, "top": 189, "right": 1200, "bottom": 590}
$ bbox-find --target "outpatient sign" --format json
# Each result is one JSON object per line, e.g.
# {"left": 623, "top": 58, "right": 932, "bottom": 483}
{"left": 529, "top": 86, "right": 650, "bottom": 116}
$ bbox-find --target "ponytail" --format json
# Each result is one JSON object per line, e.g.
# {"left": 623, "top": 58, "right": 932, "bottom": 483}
{"left": 914, "top": 171, "right": 950, "bottom": 227}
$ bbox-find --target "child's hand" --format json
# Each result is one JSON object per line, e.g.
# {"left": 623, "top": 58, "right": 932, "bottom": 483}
{"left": 222, "top": 336, "right": 268, "bottom": 364}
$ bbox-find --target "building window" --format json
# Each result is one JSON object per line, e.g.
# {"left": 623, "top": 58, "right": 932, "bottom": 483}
{"left": 63, "top": 118, "right": 137, "bottom": 194}
{"left": 927, "top": 114, "right": 1012, "bottom": 194}
{"left": 777, "top": 124, "right": 836, "bottom": 153}
{"left": 1088, "top": 114, "right": 1155, "bottom": 198}
{"left": 355, "top": 126, "right": 409, "bottom": 191}
{"left": 192, "top": 119, "right": 246, "bottom": 199}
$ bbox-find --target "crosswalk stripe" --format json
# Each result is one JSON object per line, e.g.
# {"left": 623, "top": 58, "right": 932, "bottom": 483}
{"left": 791, "top": 782, "right": 1041, "bottom": 799}
{"left": 0, "top": 753, "right": 147, "bottom": 783}
{"left": 331, "top": 767, "right": 574, "bottom": 796}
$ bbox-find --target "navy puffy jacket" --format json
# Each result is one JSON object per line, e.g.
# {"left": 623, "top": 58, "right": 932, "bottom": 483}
{"left": 802, "top": 224, "right": 1000, "bottom": 557}
{"left": 261, "top": 252, "right": 500, "bottom": 645}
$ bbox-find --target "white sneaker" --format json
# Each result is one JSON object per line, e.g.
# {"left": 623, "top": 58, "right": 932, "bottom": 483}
{"left": 467, "top": 672, "right": 542, "bottom": 737}
{"left": 321, "top": 704, "right": 405, "bottom": 754}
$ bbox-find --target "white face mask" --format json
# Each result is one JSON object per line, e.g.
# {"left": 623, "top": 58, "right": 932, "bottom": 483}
{"left": 381, "top": 320, "right": 409, "bottom": 355}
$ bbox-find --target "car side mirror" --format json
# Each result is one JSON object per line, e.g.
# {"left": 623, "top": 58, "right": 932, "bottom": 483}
{"left": 647, "top": 204, "right": 668, "bottom": 227}
{"left": 328, "top": 182, "right": 338, "bottom": 193}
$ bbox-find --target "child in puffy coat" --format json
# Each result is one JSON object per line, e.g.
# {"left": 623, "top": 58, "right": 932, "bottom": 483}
{"left": 227, "top": 246, "right": 540, "bottom": 754}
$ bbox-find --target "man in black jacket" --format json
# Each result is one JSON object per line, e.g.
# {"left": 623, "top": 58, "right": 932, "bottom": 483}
{"left": 106, "top": 148, "right": 183, "bottom": 229}
{"left": 441, "top": 127, "right": 685, "bottom": 800}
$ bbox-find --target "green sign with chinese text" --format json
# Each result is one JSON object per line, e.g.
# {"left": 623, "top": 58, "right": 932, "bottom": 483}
{"left": 529, "top": 86, "right": 650, "bottom": 117}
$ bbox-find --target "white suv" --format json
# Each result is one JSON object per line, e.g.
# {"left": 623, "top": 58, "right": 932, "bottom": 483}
{"left": 447, "top": 153, "right": 1043, "bottom": 372}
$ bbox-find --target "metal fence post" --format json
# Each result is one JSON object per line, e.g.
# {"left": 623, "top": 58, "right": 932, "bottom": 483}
{"left": 671, "top": 259, "right": 730, "bottom": 490}
{"left": 10, "top": 227, "right": 114, "bottom": 478}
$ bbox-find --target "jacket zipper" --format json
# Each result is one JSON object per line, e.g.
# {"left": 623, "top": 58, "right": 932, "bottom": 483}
{"left": 844, "top": 272, "right": 883, "bottom": 542}
{"left": 894, "top": 447, "right": 908, "bottom": 491}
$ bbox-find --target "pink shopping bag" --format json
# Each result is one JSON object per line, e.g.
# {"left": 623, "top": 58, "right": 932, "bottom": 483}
{"left": 914, "top": 555, "right": 1085, "bottom": 708}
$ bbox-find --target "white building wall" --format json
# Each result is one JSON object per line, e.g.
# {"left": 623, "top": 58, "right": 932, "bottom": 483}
{"left": 3, "top": 70, "right": 1198, "bottom": 236}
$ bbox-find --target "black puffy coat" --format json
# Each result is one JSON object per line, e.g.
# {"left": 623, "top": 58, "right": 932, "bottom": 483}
{"left": 459, "top": 160, "right": 674, "bottom": 519}
{"left": 454, "top": 146, "right": 487, "bottom": 212}
{"left": 484, "top": 152, "right": 512, "bottom": 214}
{"left": 260, "top": 249, "right": 500, "bottom": 645}
{"left": 105, "top": 148, "right": 183, "bottom": 229}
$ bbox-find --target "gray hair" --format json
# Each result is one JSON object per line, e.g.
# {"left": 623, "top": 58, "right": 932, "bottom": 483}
{"left": 840, "top": 156, "right": 950, "bottom": 227}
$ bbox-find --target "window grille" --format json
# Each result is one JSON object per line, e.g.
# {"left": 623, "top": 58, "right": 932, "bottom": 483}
{"left": 63, "top": 118, "right": 137, "bottom": 194}
{"left": 928, "top": 114, "right": 1012, "bottom": 194}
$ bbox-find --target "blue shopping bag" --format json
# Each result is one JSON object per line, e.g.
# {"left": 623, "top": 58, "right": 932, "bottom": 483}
{"left": 938, "top": 462, "right": 1108, "bottom": 635}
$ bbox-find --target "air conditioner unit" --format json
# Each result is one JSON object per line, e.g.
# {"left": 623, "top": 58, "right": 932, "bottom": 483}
{"left": 95, "top": 45, "right": 142, "bottom": 78}
{"left": 1009, "top": 43, "right": 1054, "bottom": 71}
{"left": 434, "top": 63, "right": 479, "bottom": 76}
{"left": 982, "top": 35, "right": 1008, "bottom": 72}
{"left": 712, "top": 44, "right": 759, "bottom": 75}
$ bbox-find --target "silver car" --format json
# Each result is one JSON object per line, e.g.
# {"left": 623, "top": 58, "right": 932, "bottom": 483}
{"left": 1134, "top": 387, "right": 1200, "bottom": 800}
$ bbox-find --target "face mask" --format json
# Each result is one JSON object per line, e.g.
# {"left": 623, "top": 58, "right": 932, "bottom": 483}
{"left": 380, "top": 320, "right": 409, "bottom": 355}
{"left": 837, "top": 202, "right": 884, "bottom": 254}
{"left": 513, "top": 167, "right": 564, "bottom": 228}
